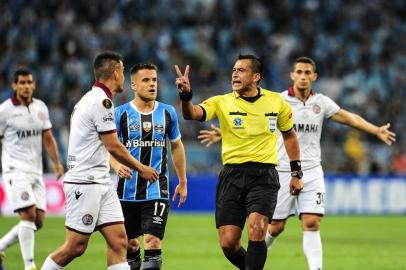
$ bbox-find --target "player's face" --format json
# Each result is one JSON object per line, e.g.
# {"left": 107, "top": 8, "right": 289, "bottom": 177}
{"left": 131, "top": 69, "right": 158, "bottom": 102}
{"left": 115, "top": 61, "right": 125, "bottom": 93}
{"left": 12, "top": 75, "right": 35, "bottom": 101}
{"left": 290, "top": 63, "right": 317, "bottom": 91}
{"left": 231, "top": 59, "right": 259, "bottom": 93}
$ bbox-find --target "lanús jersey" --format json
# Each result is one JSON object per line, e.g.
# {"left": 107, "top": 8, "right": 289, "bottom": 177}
{"left": 199, "top": 88, "right": 293, "bottom": 165}
{"left": 65, "top": 83, "right": 117, "bottom": 184}
{"left": 277, "top": 88, "right": 340, "bottom": 172}
{"left": 0, "top": 95, "right": 52, "bottom": 175}
{"left": 114, "top": 101, "right": 181, "bottom": 202}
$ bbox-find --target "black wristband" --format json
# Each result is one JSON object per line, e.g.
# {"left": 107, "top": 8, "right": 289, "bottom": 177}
{"left": 179, "top": 90, "right": 193, "bottom": 102}
{"left": 290, "top": 160, "right": 302, "bottom": 172}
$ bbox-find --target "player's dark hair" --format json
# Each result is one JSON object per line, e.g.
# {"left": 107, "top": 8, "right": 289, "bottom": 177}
{"left": 130, "top": 63, "right": 158, "bottom": 75}
{"left": 237, "top": 54, "right": 264, "bottom": 83}
{"left": 293, "top": 56, "right": 317, "bottom": 72}
{"left": 93, "top": 51, "right": 124, "bottom": 80}
{"left": 13, "top": 68, "right": 32, "bottom": 83}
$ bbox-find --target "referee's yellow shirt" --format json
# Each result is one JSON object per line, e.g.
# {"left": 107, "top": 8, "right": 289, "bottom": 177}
{"left": 199, "top": 88, "right": 293, "bottom": 165}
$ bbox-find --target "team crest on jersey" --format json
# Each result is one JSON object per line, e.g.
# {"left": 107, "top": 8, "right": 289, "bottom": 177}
{"left": 143, "top": 122, "right": 152, "bottom": 132}
{"left": 102, "top": 99, "right": 112, "bottom": 109}
{"left": 269, "top": 116, "right": 277, "bottom": 132}
{"left": 312, "top": 104, "right": 321, "bottom": 114}
{"left": 154, "top": 124, "right": 164, "bottom": 134}
{"left": 21, "top": 191, "right": 30, "bottom": 201}
{"left": 82, "top": 214, "right": 94, "bottom": 226}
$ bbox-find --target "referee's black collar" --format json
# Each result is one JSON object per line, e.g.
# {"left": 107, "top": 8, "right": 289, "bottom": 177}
{"left": 94, "top": 81, "right": 113, "bottom": 99}
{"left": 233, "top": 87, "right": 263, "bottom": 101}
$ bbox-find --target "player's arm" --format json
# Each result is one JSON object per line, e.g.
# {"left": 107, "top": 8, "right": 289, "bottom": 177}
{"left": 281, "top": 129, "right": 303, "bottom": 195}
{"left": 170, "top": 139, "right": 187, "bottom": 207}
{"left": 43, "top": 129, "right": 64, "bottom": 179}
{"left": 101, "top": 132, "right": 158, "bottom": 182}
{"left": 330, "top": 109, "right": 396, "bottom": 146}
{"left": 110, "top": 155, "right": 133, "bottom": 179}
{"left": 174, "top": 65, "right": 204, "bottom": 120}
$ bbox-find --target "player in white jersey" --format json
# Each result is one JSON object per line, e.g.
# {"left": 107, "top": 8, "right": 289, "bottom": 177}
{"left": 41, "top": 51, "right": 159, "bottom": 270}
{"left": 0, "top": 68, "right": 64, "bottom": 270}
{"left": 198, "top": 57, "right": 396, "bottom": 270}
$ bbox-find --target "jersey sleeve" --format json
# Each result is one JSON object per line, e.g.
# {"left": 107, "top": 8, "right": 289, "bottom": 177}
{"left": 322, "top": 94, "right": 340, "bottom": 118}
{"left": 277, "top": 97, "right": 294, "bottom": 132}
{"left": 167, "top": 106, "right": 181, "bottom": 141}
{"left": 93, "top": 98, "right": 117, "bottom": 134}
{"left": 198, "top": 95, "right": 220, "bottom": 121}
{"left": 0, "top": 105, "right": 6, "bottom": 136}
{"left": 42, "top": 103, "right": 52, "bottom": 130}
{"left": 114, "top": 107, "right": 122, "bottom": 140}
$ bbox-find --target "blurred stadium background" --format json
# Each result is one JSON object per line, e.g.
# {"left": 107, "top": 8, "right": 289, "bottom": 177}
{"left": 0, "top": 0, "right": 405, "bottom": 269}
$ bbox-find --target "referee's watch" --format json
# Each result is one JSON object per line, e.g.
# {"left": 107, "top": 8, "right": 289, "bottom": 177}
{"left": 291, "top": 170, "right": 303, "bottom": 179}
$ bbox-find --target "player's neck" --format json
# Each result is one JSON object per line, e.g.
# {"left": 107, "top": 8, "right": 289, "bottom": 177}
{"left": 132, "top": 99, "right": 155, "bottom": 113}
{"left": 16, "top": 94, "right": 32, "bottom": 106}
{"left": 293, "top": 86, "right": 312, "bottom": 102}
{"left": 236, "top": 86, "right": 258, "bottom": 97}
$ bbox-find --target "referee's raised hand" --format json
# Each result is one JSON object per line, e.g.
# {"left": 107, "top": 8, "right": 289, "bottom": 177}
{"left": 174, "top": 65, "right": 190, "bottom": 93}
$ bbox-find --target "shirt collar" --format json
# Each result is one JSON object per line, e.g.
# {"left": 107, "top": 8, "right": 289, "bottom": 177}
{"left": 287, "top": 86, "right": 314, "bottom": 97}
{"left": 233, "top": 87, "right": 263, "bottom": 99}
{"left": 94, "top": 81, "right": 113, "bottom": 99}
{"left": 11, "top": 93, "right": 32, "bottom": 106}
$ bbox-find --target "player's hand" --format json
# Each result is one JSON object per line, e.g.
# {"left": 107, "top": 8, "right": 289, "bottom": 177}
{"left": 174, "top": 65, "right": 191, "bottom": 93}
{"left": 198, "top": 124, "right": 222, "bottom": 147}
{"left": 172, "top": 183, "right": 187, "bottom": 208}
{"left": 115, "top": 164, "right": 133, "bottom": 179}
{"left": 139, "top": 165, "right": 159, "bottom": 183}
{"left": 376, "top": 123, "right": 396, "bottom": 146}
{"left": 289, "top": 177, "right": 304, "bottom": 196}
{"left": 54, "top": 161, "right": 64, "bottom": 180}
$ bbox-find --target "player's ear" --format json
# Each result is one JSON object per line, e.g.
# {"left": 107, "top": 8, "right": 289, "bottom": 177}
{"left": 290, "top": 71, "right": 295, "bottom": 81}
{"left": 312, "top": 72, "right": 318, "bottom": 81}
{"left": 131, "top": 80, "right": 137, "bottom": 91}
{"left": 11, "top": 82, "right": 17, "bottom": 91}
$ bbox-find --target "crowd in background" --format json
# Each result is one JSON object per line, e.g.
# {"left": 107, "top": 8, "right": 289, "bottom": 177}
{"left": 0, "top": 0, "right": 405, "bottom": 174}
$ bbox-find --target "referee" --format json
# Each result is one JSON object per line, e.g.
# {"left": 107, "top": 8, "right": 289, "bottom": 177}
{"left": 174, "top": 54, "right": 303, "bottom": 270}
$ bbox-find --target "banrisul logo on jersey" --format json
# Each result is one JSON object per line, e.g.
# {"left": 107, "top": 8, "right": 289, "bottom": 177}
{"left": 125, "top": 139, "right": 166, "bottom": 148}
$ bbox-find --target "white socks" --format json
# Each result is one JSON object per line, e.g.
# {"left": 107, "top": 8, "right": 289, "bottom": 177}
{"left": 303, "top": 231, "right": 322, "bottom": 270}
{"left": 107, "top": 262, "right": 130, "bottom": 270}
{"left": 18, "top": 220, "right": 37, "bottom": 270}
{"left": 41, "top": 256, "right": 64, "bottom": 270}
{"left": 0, "top": 224, "right": 20, "bottom": 251}
{"left": 265, "top": 231, "right": 277, "bottom": 249}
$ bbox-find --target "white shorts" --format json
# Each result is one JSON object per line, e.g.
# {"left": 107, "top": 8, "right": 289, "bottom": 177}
{"left": 272, "top": 165, "right": 325, "bottom": 220}
{"left": 3, "top": 172, "right": 46, "bottom": 212}
{"left": 64, "top": 181, "right": 124, "bottom": 234}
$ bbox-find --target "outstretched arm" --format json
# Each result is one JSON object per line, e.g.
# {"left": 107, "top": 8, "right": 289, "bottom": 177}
{"left": 43, "top": 129, "right": 64, "bottom": 179}
{"left": 330, "top": 109, "right": 396, "bottom": 146}
{"left": 170, "top": 139, "right": 187, "bottom": 207}
{"left": 174, "top": 65, "right": 205, "bottom": 120}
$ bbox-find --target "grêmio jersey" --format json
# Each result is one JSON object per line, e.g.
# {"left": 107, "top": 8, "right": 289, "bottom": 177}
{"left": 277, "top": 88, "right": 340, "bottom": 172}
{"left": 114, "top": 101, "right": 181, "bottom": 202}
{"left": 0, "top": 95, "right": 52, "bottom": 175}
{"left": 65, "top": 82, "right": 117, "bottom": 184}
{"left": 199, "top": 88, "right": 293, "bottom": 165}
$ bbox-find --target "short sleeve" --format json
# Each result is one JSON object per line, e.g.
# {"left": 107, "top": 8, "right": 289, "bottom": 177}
{"left": 42, "top": 103, "right": 52, "bottom": 130}
{"left": 0, "top": 106, "right": 6, "bottom": 136}
{"left": 93, "top": 98, "right": 117, "bottom": 134}
{"left": 167, "top": 106, "right": 181, "bottom": 141}
{"left": 114, "top": 106, "right": 122, "bottom": 139}
{"left": 322, "top": 95, "right": 340, "bottom": 118}
{"left": 198, "top": 95, "right": 220, "bottom": 121}
{"left": 277, "top": 97, "right": 294, "bottom": 132}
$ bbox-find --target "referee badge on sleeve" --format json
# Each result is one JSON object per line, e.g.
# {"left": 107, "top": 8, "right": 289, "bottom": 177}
{"left": 102, "top": 99, "right": 112, "bottom": 109}
{"left": 269, "top": 117, "right": 277, "bottom": 132}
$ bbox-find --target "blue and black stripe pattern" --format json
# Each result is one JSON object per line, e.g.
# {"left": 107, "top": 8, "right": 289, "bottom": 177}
{"left": 114, "top": 102, "right": 181, "bottom": 201}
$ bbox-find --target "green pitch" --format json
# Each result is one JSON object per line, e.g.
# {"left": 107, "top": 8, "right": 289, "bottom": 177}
{"left": 0, "top": 215, "right": 405, "bottom": 269}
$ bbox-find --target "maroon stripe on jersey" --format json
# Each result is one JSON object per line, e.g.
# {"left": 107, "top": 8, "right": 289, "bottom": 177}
{"left": 98, "top": 129, "right": 117, "bottom": 135}
{"left": 94, "top": 221, "right": 124, "bottom": 231}
{"left": 13, "top": 204, "right": 36, "bottom": 213}
{"left": 94, "top": 81, "right": 113, "bottom": 99}
{"left": 65, "top": 226, "right": 92, "bottom": 235}
{"left": 42, "top": 128, "right": 52, "bottom": 132}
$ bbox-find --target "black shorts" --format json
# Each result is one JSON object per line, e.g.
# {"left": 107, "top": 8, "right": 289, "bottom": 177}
{"left": 215, "top": 162, "right": 280, "bottom": 229}
{"left": 120, "top": 200, "right": 170, "bottom": 240}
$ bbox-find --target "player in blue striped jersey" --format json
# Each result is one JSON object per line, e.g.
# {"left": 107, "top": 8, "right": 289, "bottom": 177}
{"left": 110, "top": 63, "right": 187, "bottom": 270}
